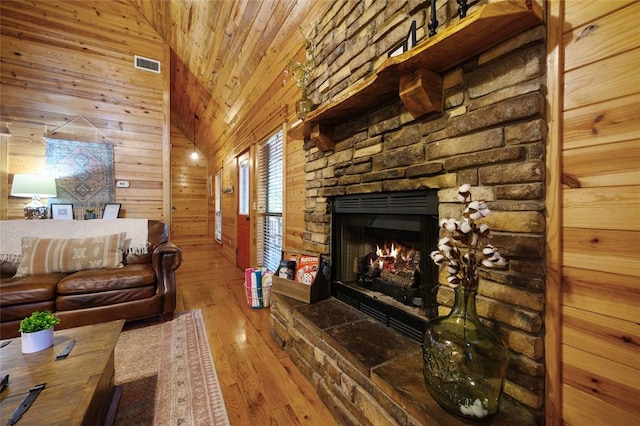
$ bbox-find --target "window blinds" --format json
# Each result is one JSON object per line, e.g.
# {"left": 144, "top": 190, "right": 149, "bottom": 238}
{"left": 257, "top": 130, "right": 283, "bottom": 272}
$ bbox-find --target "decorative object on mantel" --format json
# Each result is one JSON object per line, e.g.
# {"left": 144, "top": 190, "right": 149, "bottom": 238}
{"left": 287, "top": 0, "right": 543, "bottom": 151}
{"left": 388, "top": 20, "right": 417, "bottom": 57}
{"left": 10, "top": 174, "right": 58, "bottom": 219}
{"left": 423, "top": 184, "right": 509, "bottom": 419}
{"left": 456, "top": 0, "right": 471, "bottom": 19}
{"left": 295, "top": 90, "right": 314, "bottom": 121}
{"left": 428, "top": 0, "right": 439, "bottom": 36}
{"left": 287, "top": 27, "right": 316, "bottom": 120}
{"left": 19, "top": 310, "right": 60, "bottom": 354}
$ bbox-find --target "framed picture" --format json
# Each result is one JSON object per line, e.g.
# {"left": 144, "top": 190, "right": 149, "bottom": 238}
{"left": 102, "top": 203, "right": 121, "bottom": 219}
{"left": 388, "top": 20, "right": 417, "bottom": 58}
{"left": 51, "top": 203, "right": 74, "bottom": 220}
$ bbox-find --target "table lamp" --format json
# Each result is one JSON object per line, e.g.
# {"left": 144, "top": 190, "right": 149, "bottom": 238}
{"left": 10, "top": 174, "right": 58, "bottom": 219}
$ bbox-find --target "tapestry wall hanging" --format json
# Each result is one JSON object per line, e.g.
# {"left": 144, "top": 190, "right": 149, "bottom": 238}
{"left": 45, "top": 138, "right": 115, "bottom": 208}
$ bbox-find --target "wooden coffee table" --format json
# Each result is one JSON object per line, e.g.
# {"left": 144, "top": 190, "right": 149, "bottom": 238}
{"left": 0, "top": 320, "right": 124, "bottom": 425}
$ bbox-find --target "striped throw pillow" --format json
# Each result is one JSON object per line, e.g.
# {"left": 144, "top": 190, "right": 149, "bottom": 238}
{"left": 14, "top": 233, "right": 126, "bottom": 277}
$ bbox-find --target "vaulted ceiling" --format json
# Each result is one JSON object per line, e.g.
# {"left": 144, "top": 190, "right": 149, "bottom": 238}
{"left": 130, "top": 0, "right": 327, "bottom": 158}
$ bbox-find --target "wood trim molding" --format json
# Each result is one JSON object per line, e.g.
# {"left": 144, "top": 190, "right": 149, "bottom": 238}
{"left": 399, "top": 69, "right": 443, "bottom": 119}
{"left": 545, "top": 1, "right": 564, "bottom": 424}
{"left": 0, "top": 139, "right": 7, "bottom": 220}
{"left": 288, "top": 0, "right": 543, "bottom": 151}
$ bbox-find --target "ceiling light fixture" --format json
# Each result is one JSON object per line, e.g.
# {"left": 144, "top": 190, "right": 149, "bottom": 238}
{"left": 191, "top": 113, "right": 199, "bottom": 161}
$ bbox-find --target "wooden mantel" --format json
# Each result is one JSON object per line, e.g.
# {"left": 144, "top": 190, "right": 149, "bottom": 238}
{"left": 289, "top": 0, "right": 544, "bottom": 151}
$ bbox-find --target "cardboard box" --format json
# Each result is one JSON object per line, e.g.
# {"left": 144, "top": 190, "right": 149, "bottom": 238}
{"left": 271, "top": 254, "right": 330, "bottom": 303}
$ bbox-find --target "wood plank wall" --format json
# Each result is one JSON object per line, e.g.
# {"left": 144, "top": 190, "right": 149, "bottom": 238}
{"left": 0, "top": 0, "right": 170, "bottom": 221}
{"left": 202, "top": 2, "right": 327, "bottom": 266}
{"left": 219, "top": 159, "right": 238, "bottom": 263}
{"left": 169, "top": 122, "right": 208, "bottom": 241}
{"left": 284, "top": 132, "right": 306, "bottom": 254}
{"left": 548, "top": 1, "right": 640, "bottom": 423}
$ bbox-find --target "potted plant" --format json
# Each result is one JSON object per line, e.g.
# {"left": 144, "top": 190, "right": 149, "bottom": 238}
{"left": 423, "top": 184, "right": 509, "bottom": 419}
{"left": 85, "top": 209, "right": 95, "bottom": 220}
{"left": 286, "top": 27, "right": 316, "bottom": 120}
{"left": 19, "top": 310, "right": 60, "bottom": 354}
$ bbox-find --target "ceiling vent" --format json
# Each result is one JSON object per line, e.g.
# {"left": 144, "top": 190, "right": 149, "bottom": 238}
{"left": 134, "top": 55, "right": 160, "bottom": 73}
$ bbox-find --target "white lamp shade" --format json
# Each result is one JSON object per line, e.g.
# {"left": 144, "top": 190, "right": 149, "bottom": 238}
{"left": 10, "top": 174, "right": 57, "bottom": 198}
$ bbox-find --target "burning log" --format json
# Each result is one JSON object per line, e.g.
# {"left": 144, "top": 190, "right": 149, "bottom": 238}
{"left": 355, "top": 243, "right": 422, "bottom": 289}
{"left": 380, "top": 269, "right": 415, "bottom": 288}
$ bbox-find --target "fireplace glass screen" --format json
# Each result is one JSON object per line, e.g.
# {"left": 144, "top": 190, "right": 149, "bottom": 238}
{"left": 331, "top": 191, "right": 439, "bottom": 341}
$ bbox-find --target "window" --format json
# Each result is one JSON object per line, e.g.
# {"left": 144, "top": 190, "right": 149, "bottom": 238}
{"left": 257, "top": 130, "right": 283, "bottom": 272}
{"left": 214, "top": 171, "right": 222, "bottom": 242}
{"left": 238, "top": 158, "right": 250, "bottom": 215}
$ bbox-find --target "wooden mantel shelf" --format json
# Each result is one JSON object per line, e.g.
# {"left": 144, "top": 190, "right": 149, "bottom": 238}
{"left": 289, "top": 0, "right": 543, "bottom": 150}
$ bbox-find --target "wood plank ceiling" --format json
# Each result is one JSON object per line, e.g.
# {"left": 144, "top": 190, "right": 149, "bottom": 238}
{"left": 129, "top": 0, "right": 324, "bottom": 158}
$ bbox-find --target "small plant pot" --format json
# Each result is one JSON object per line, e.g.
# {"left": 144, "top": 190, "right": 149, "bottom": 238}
{"left": 21, "top": 328, "right": 54, "bottom": 354}
{"left": 295, "top": 96, "right": 313, "bottom": 120}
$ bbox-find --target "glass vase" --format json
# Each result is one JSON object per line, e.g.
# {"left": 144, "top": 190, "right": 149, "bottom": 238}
{"left": 295, "top": 90, "right": 313, "bottom": 120}
{"left": 422, "top": 286, "right": 509, "bottom": 420}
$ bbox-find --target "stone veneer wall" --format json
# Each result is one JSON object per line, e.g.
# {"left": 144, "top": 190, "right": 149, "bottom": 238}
{"left": 287, "top": 0, "right": 547, "bottom": 420}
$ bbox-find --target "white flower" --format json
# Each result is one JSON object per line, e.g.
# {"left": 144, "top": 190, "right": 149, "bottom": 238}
{"left": 459, "top": 221, "right": 472, "bottom": 234}
{"left": 457, "top": 184, "right": 471, "bottom": 202}
{"left": 431, "top": 185, "right": 507, "bottom": 290}
{"left": 465, "top": 200, "right": 492, "bottom": 220}
{"left": 482, "top": 244, "right": 496, "bottom": 256}
{"left": 440, "top": 218, "right": 458, "bottom": 232}
{"left": 431, "top": 251, "right": 445, "bottom": 264}
{"left": 478, "top": 201, "right": 491, "bottom": 217}
{"left": 493, "top": 257, "right": 507, "bottom": 268}
{"left": 460, "top": 399, "right": 488, "bottom": 418}
{"left": 447, "top": 275, "right": 460, "bottom": 288}
{"left": 482, "top": 258, "right": 495, "bottom": 268}
{"left": 438, "top": 237, "right": 453, "bottom": 253}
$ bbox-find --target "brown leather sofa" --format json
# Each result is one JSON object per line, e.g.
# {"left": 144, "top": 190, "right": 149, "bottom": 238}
{"left": 0, "top": 220, "right": 182, "bottom": 339}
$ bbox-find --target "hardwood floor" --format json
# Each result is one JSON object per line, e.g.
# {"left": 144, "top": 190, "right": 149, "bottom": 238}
{"left": 173, "top": 240, "right": 338, "bottom": 425}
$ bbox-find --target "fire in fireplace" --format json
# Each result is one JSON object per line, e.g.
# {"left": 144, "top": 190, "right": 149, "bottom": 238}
{"left": 357, "top": 240, "right": 422, "bottom": 306}
{"left": 331, "top": 190, "right": 439, "bottom": 341}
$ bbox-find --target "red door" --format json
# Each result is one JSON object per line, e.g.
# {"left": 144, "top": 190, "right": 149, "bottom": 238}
{"left": 236, "top": 151, "right": 250, "bottom": 271}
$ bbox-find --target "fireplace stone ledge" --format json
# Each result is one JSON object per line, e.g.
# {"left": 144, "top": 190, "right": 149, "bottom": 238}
{"left": 270, "top": 293, "right": 539, "bottom": 425}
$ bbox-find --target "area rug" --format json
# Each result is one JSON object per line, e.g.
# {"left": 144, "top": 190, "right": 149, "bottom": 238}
{"left": 45, "top": 138, "right": 115, "bottom": 208}
{"left": 113, "top": 310, "right": 231, "bottom": 425}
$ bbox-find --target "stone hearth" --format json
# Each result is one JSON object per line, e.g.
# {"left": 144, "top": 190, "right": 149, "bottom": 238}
{"left": 271, "top": 293, "right": 538, "bottom": 425}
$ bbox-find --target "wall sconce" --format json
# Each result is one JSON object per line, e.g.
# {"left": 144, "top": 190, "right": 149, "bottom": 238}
{"left": 191, "top": 113, "right": 199, "bottom": 160}
{"left": 11, "top": 174, "right": 58, "bottom": 219}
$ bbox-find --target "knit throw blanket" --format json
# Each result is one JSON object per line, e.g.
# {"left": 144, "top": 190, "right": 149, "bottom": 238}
{"left": 0, "top": 219, "right": 149, "bottom": 262}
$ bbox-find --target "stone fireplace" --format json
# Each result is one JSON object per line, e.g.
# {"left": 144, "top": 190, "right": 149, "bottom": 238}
{"left": 271, "top": 1, "right": 546, "bottom": 424}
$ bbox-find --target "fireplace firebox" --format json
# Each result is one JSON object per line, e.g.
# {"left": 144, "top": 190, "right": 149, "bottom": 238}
{"left": 331, "top": 190, "right": 439, "bottom": 341}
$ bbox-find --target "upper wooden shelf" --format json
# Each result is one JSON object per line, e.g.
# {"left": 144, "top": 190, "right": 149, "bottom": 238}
{"left": 289, "top": 0, "right": 544, "bottom": 150}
